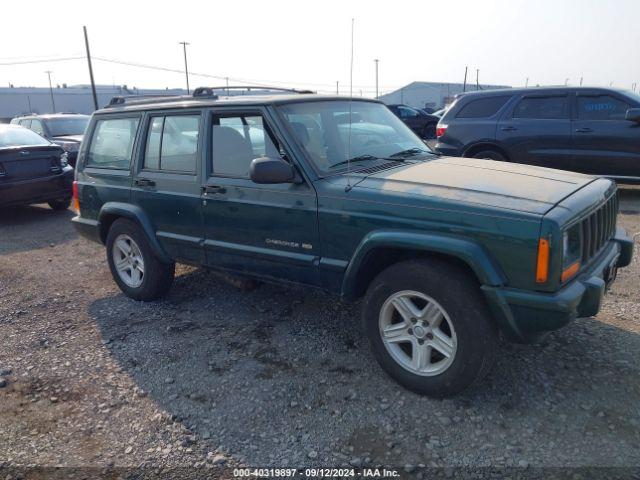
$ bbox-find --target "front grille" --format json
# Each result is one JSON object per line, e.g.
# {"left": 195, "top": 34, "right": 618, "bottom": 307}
{"left": 580, "top": 192, "right": 618, "bottom": 263}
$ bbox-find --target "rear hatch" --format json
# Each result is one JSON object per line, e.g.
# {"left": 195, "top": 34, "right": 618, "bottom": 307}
{"left": 0, "top": 146, "right": 64, "bottom": 181}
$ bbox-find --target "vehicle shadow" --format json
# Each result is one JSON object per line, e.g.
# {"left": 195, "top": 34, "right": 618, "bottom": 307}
{"left": 618, "top": 185, "right": 640, "bottom": 214}
{"left": 89, "top": 267, "right": 640, "bottom": 467}
{"left": 0, "top": 205, "right": 77, "bottom": 255}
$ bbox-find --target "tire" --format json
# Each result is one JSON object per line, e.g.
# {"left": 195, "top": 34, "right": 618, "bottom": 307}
{"left": 471, "top": 149, "right": 507, "bottom": 162}
{"left": 422, "top": 123, "right": 437, "bottom": 140}
{"left": 105, "top": 218, "right": 175, "bottom": 301}
{"left": 362, "top": 258, "right": 497, "bottom": 397}
{"left": 48, "top": 198, "right": 71, "bottom": 211}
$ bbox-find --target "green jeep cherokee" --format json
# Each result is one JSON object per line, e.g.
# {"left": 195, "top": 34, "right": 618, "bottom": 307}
{"left": 72, "top": 87, "right": 634, "bottom": 397}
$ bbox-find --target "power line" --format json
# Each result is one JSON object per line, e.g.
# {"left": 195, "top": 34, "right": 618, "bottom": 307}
{"left": 0, "top": 56, "right": 84, "bottom": 66}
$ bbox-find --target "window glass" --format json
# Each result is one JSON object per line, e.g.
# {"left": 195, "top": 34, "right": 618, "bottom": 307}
{"left": 577, "top": 95, "right": 630, "bottom": 120}
{"left": 456, "top": 96, "right": 511, "bottom": 118}
{"left": 144, "top": 117, "right": 163, "bottom": 170}
{"left": 277, "top": 100, "right": 433, "bottom": 175}
{"left": 30, "top": 119, "right": 45, "bottom": 135}
{"left": 212, "top": 114, "right": 280, "bottom": 177}
{"left": 513, "top": 96, "right": 568, "bottom": 119}
{"left": 45, "top": 116, "right": 89, "bottom": 136}
{"left": 398, "top": 106, "right": 420, "bottom": 118}
{"left": 0, "top": 125, "right": 50, "bottom": 147}
{"left": 19, "top": 119, "right": 31, "bottom": 129}
{"left": 87, "top": 117, "right": 140, "bottom": 169}
{"left": 143, "top": 115, "right": 199, "bottom": 172}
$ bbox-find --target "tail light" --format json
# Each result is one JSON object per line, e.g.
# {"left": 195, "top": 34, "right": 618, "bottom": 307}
{"left": 72, "top": 181, "right": 80, "bottom": 213}
{"left": 436, "top": 125, "right": 447, "bottom": 138}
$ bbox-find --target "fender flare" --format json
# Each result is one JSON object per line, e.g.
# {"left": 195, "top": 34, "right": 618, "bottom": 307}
{"left": 340, "top": 230, "right": 506, "bottom": 299}
{"left": 98, "top": 202, "right": 172, "bottom": 264}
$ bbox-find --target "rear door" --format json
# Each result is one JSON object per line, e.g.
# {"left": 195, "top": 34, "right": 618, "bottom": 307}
{"left": 572, "top": 91, "right": 640, "bottom": 177}
{"left": 201, "top": 107, "right": 320, "bottom": 285}
{"left": 496, "top": 93, "right": 573, "bottom": 169}
{"left": 131, "top": 110, "right": 205, "bottom": 264}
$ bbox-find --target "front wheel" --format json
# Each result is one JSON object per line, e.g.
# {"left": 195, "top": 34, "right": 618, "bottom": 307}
{"left": 362, "top": 258, "right": 497, "bottom": 397}
{"left": 471, "top": 150, "right": 507, "bottom": 162}
{"left": 106, "top": 218, "right": 175, "bottom": 301}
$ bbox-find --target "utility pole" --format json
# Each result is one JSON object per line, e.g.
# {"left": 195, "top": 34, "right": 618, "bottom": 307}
{"left": 336, "top": 81, "right": 339, "bottom": 94}
{"left": 525, "top": 77, "right": 529, "bottom": 88}
{"left": 179, "top": 41, "right": 190, "bottom": 94}
{"left": 83, "top": 26, "right": 99, "bottom": 110}
{"left": 462, "top": 66, "right": 468, "bottom": 93}
{"left": 226, "top": 76, "right": 229, "bottom": 96}
{"left": 374, "top": 58, "right": 379, "bottom": 99}
{"left": 565, "top": 78, "right": 569, "bottom": 86}
{"left": 476, "top": 69, "right": 480, "bottom": 90}
{"left": 45, "top": 71, "right": 56, "bottom": 112}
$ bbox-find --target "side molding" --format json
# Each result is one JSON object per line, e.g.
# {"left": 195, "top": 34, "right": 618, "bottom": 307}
{"left": 341, "top": 230, "right": 506, "bottom": 299}
{"left": 99, "top": 202, "right": 172, "bottom": 264}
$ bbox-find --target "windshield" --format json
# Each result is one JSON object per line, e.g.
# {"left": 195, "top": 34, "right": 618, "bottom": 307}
{"left": 277, "top": 100, "right": 433, "bottom": 175}
{"left": 45, "top": 116, "right": 89, "bottom": 137}
{"left": 0, "top": 125, "right": 51, "bottom": 148}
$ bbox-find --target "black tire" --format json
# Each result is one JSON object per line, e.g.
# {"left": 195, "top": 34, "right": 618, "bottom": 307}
{"left": 422, "top": 123, "right": 437, "bottom": 140}
{"left": 471, "top": 149, "right": 507, "bottom": 162}
{"left": 48, "top": 198, "right": 71, "bottom": 211}
{"left": 362, "top": 258, "right": 497, "bottom": 397}
{"left": 105, "top": 218, "right": 175, "bottom": 301}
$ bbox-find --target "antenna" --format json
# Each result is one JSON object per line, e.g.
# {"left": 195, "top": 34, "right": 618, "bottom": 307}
{"left": 346, "top": 18, "right": 355, "bottom": 191}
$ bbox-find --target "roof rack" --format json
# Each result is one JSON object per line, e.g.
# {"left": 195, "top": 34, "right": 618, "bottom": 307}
{"left": 105, "top": 86, "right": 315, "bottom": 108}
{"left": 192, "top": 86, "right": 315, "bottom": 97}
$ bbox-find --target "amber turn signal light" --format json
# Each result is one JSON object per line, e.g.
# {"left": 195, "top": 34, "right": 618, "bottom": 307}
{"left": 561, "top": 261, "right": 581, "bottom": 283}
{"left": 536, "top": 238, "right": 550, "bottom": 283}
{"left": 72, "top": 181, "right": 80, "bottom": 213}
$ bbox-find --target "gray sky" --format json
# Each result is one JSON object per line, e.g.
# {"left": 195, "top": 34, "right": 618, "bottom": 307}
{"left": 1, "top": 0, "right": 638, "bottom": 96}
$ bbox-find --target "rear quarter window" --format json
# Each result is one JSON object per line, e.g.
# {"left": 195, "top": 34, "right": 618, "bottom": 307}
{"left": 455, "top": 95, "right": 512, "bottom": 119}
{"left": 86, "top": 117, "right": 140, "bottom": 169}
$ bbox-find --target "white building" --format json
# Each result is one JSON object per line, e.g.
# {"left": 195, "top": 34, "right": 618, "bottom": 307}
{"left": 379, "top": 81, "right": 511, "bottom": 110}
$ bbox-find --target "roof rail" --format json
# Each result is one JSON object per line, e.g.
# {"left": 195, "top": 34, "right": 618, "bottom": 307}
{"left": 192, "top": 86, "right": 315, "bottom": 97}
{"left": 105, "top": 94, "right": 190, "bottom": 108}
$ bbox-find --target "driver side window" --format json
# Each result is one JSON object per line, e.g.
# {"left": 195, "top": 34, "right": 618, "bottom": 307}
{"left": 211, "top": 113, "right": 281, "bottom": 178}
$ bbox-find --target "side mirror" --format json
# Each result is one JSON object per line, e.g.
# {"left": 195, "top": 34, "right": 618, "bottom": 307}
{"left": 625, "top": 108, "right": 640, "bottom": 123}
{"left": 250, "top": 156, "right": 298, "bottom": 184}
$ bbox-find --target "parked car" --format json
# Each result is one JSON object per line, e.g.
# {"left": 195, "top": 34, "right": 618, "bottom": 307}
{"left": 0, "top": 124, "right": 73, "bottom": 209}
{"left": 435, "top": 87, "right": 640, "bottom": 182}
{"left": 10, "top": 113, "right": 90, "bottom": 167}
{"left": 71, "top": 88, "right": 633, "bottom": 397}
{"left": 386, "top": 104, "right": 440, "bottom": 139}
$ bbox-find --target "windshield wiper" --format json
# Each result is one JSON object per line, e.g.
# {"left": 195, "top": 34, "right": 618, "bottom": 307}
{"left": 389, "top": 147, "right": 430, "bottom": 158}
{"left": 329, "top": 154, "right": 381, "bottom": 169}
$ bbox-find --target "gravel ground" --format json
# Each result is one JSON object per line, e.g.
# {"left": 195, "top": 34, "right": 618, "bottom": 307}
{"left": 1, "top": 187, "right": 639, "bottom": 479}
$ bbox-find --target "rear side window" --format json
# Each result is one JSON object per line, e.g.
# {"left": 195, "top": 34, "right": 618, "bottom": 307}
{"left": 143, "top": 114, "right": 199, "bottom": 173}
{"left": 577, "top": 95, "right": 630, "bottom": 120}
{"left": 456, "top": 96, "right": 511, "bottom": 118}
{"left": 513, "top": 96, "right": 568, "bottom": 119}
{"left": 211, "top": 113, "right": 281, "bottom": 178}
{"left": 86, "top": 117, "right": 140, "bottom": 169}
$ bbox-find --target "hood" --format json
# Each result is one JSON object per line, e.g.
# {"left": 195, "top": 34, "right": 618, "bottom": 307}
{"left": 352, "top": 156, "right": 595, "bottom": 215}
{"left": 52, "top": 135, "right": 83, "bottom": 143}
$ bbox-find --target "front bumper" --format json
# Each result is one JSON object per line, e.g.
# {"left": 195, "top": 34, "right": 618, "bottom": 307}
{"left": 0, "top": 167, "right": 73, "bottom": 207}
{"left": 482, "top": 227, "right": 634, "bottom": 343}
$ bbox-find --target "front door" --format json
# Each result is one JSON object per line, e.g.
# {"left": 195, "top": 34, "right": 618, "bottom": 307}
{"left": 496, "top": 93, "right": 573, "bottom": 170}
{"left": 131, "top": 111, "right": 205, "bottom": 264}
{"left": 572, "top": 91, "right": 640, "bottom": 177}
{"left": 201, "top": 108, "right": 320, "bottom": 285}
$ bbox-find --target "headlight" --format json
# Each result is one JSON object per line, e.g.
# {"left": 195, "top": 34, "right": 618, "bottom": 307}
{"left": 60, "top": 152, "right": 69, "bottom": 167}
{"left": 561, "top": 225, "right": 582, "bottom": 282}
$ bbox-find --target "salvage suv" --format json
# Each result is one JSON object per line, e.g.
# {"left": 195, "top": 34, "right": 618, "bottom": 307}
{"left": 72, "top": 87, "right": 634, "bottom": 397}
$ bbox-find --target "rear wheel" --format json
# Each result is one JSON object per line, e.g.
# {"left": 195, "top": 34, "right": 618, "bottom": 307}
{"left": 471, "top": 149, "right": 507, "bottom": 162}
{"left": 106, "top": 218, "right": 175, "bottom": 301}
{"left": 362, "top": 258, "right": 497, "bottom": 397}
{"left": 48, "top": 198, "right": 71, "bottom": 211}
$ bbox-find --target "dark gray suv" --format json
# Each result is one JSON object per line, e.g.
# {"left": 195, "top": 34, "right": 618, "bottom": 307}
{"left": 435, "top": 87, "right": 640, "bottom": 183}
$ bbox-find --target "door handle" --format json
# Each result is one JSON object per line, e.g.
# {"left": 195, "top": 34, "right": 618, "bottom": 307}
{"left": 135, "top": 178, "right": 156, "bottom": 187}
{"left": 203, "top": 185, "right": 227, "bottom": 195}
{"left": 501, "top": 126, "right": 517, "bottom": 132}
{"left": 575, "top": 128, "right": 594, "bottom": 133}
